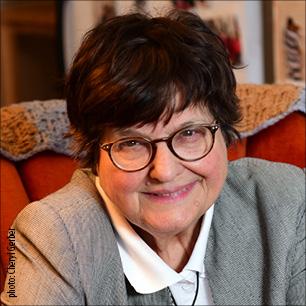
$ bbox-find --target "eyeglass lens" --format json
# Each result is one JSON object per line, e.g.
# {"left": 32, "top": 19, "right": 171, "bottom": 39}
{"left": 111, "top": 139, "right": 152, "bottom": 170}
{"left": 108, "top": 125, "right": 216, "bottom": 171}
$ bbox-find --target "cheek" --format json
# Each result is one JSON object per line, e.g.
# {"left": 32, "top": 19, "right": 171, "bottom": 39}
{"left": 207, "top": 134, "right": 228, "bottom": 176}
{"left": 186, "top": 132, "right": 228, "bottom": 191}
{"left": 207, "top": 134, "right": 228, "bottom": 182}
{"left": 98, "top": 152, "right": 144, "bottom": 199}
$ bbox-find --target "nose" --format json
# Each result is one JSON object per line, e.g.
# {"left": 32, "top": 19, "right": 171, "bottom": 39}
{"left": 148, "top": 142, "right": 184, "bottom": 182}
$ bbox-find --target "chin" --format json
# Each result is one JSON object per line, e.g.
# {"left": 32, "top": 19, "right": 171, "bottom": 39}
{"left": 141, "top": 213, "right": 200, "bottom": 238}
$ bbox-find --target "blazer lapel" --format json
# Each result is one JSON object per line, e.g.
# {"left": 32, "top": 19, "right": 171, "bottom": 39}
{"left": 204, "top": 179, "right": 267, "bottom": 305}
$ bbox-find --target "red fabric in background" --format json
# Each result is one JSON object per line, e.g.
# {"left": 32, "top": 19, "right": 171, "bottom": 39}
{"left": 0, "top": 157, "right": 29, "bottom": 289}
{"left": 18, "top": 151, "right": 78, "bottom": 202}
{"left": 228, "top": 138, "right": 247, "bottom": 161}
{"left": 247, "top": 112, "right": 305, "bottom": 168}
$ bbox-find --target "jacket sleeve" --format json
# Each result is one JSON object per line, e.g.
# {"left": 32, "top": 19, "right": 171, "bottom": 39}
{"left": 286, "top": 201, "right": 305, "bottom": 306}
{"left": 1, "top": 201, "right": 85, "bottom": 305}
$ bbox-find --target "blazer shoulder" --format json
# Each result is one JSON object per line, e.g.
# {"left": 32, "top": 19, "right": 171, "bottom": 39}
{"left": 2, "top": 169, "right": 122, "bottom": 305}
{"left": 227, "top": 157, "right": 305, "bottom": 204}
{"left": 26, "top": 169, "right": 110, "bottom": 225}
{"left": 14, "top": 168, "right": 116, "bottom": 255}
{"left": 219, "top": 158, "right": 305, "bottom": 230}
{"left": 208, "top": 158, "right": 305, "bottom": 305}
{"left": 229, "top": 157, "right": 304, "bottom": 178}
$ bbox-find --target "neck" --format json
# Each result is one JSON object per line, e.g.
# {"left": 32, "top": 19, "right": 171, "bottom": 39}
{"left": 132, "top": 218, "right": 202, "bottom": 272}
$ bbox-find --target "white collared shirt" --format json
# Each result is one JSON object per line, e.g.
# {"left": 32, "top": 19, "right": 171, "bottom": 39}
{"left": 95, "top": 177, "right": 214, "bottom": 305}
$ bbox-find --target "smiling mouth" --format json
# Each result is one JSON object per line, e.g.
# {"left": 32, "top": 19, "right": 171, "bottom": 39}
{"left": 143, "top": 181, "right": 197, "bottom": 202}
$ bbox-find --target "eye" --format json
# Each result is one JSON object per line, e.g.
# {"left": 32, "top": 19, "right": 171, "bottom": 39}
{"left": 174, "top": 126, "right": 206, "bottom": 145}
{"left": 118, "top": 139, "right": 141, "bottom": 149}
{"left": 120, "top": 139, "right": 139, "bottom": 147}
{"left": 179, "top": 127, "right": 204, "bottom": 139}
{"left": 113, "top": 138, "right": 151, "bottom": 154}
{"left": 180, "top": 129, "right": 197, "bottom": 137}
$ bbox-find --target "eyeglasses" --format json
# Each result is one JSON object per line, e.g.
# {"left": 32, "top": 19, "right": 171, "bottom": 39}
{"left": 100, "top": 123, "right": 220, "bottom": 172}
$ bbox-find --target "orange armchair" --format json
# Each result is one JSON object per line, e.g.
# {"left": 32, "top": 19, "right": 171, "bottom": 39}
{"left": 1, "top": 84, "right": 305, "bottom": 289}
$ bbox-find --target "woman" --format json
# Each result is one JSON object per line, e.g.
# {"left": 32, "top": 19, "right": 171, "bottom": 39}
{"left": 1, "top": 10, "right": 305, "bottom": 306}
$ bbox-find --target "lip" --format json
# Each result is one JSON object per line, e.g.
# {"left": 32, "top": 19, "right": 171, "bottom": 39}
{"left": 142, "top": 181, "right": 197, "bottom": 203}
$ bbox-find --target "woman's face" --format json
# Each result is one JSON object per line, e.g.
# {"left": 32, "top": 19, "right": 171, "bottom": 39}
{"left": 98, "top": 105, "right": 228, "bottom": 240}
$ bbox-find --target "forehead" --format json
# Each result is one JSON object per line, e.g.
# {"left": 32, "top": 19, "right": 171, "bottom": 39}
{"left": 109, "top": 105, "right": 213, "bottom": 138}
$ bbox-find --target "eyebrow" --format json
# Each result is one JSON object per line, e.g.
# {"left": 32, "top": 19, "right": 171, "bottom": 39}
{"left": 113, "top": 120, "right": 211, "bottom": 139}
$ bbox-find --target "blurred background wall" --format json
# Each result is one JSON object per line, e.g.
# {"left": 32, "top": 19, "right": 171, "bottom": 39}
{"left": 1, "top": 0, "right": 305, "bottom": 106}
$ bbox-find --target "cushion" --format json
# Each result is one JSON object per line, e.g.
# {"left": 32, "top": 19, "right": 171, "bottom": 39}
{"left": 227, "top": 138, "right": 247, "bottom": 161}
{"left": 246, "top": 112, "right": 305, "bottom": 168}
{"left": 18, "top": 151, "right": 78, "bottom": 202}
{"left": 0, "top": 157, "right": 29, "bottom": 287}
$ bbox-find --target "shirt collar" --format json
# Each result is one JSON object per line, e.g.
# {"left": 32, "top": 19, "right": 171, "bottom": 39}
{"left": 95, "top": 176, "right": 214, "bottom": 294}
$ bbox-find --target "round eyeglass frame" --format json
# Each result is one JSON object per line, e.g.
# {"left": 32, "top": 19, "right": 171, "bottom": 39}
{"left": 100, "top": 123, "right": 220, "bottom": 172}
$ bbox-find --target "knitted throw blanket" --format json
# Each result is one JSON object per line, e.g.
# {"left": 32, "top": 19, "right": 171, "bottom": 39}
{"left": 236, "top": 84, "right": 305, "bottom": 137}
{"left": 1, "top": 100, "right": 72, "bottom": 161}
{"left": 0, "top": 84, "right": 305, "bottom": 161}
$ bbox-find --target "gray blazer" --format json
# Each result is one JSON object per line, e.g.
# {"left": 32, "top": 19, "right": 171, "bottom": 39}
{"left": 1, "top": 158, "right": 305, "bottom": 305}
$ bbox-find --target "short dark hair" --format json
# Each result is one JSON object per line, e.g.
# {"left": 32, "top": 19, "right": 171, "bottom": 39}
{"left": 66, "top": 10, "right": 241, "bottom": 174}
